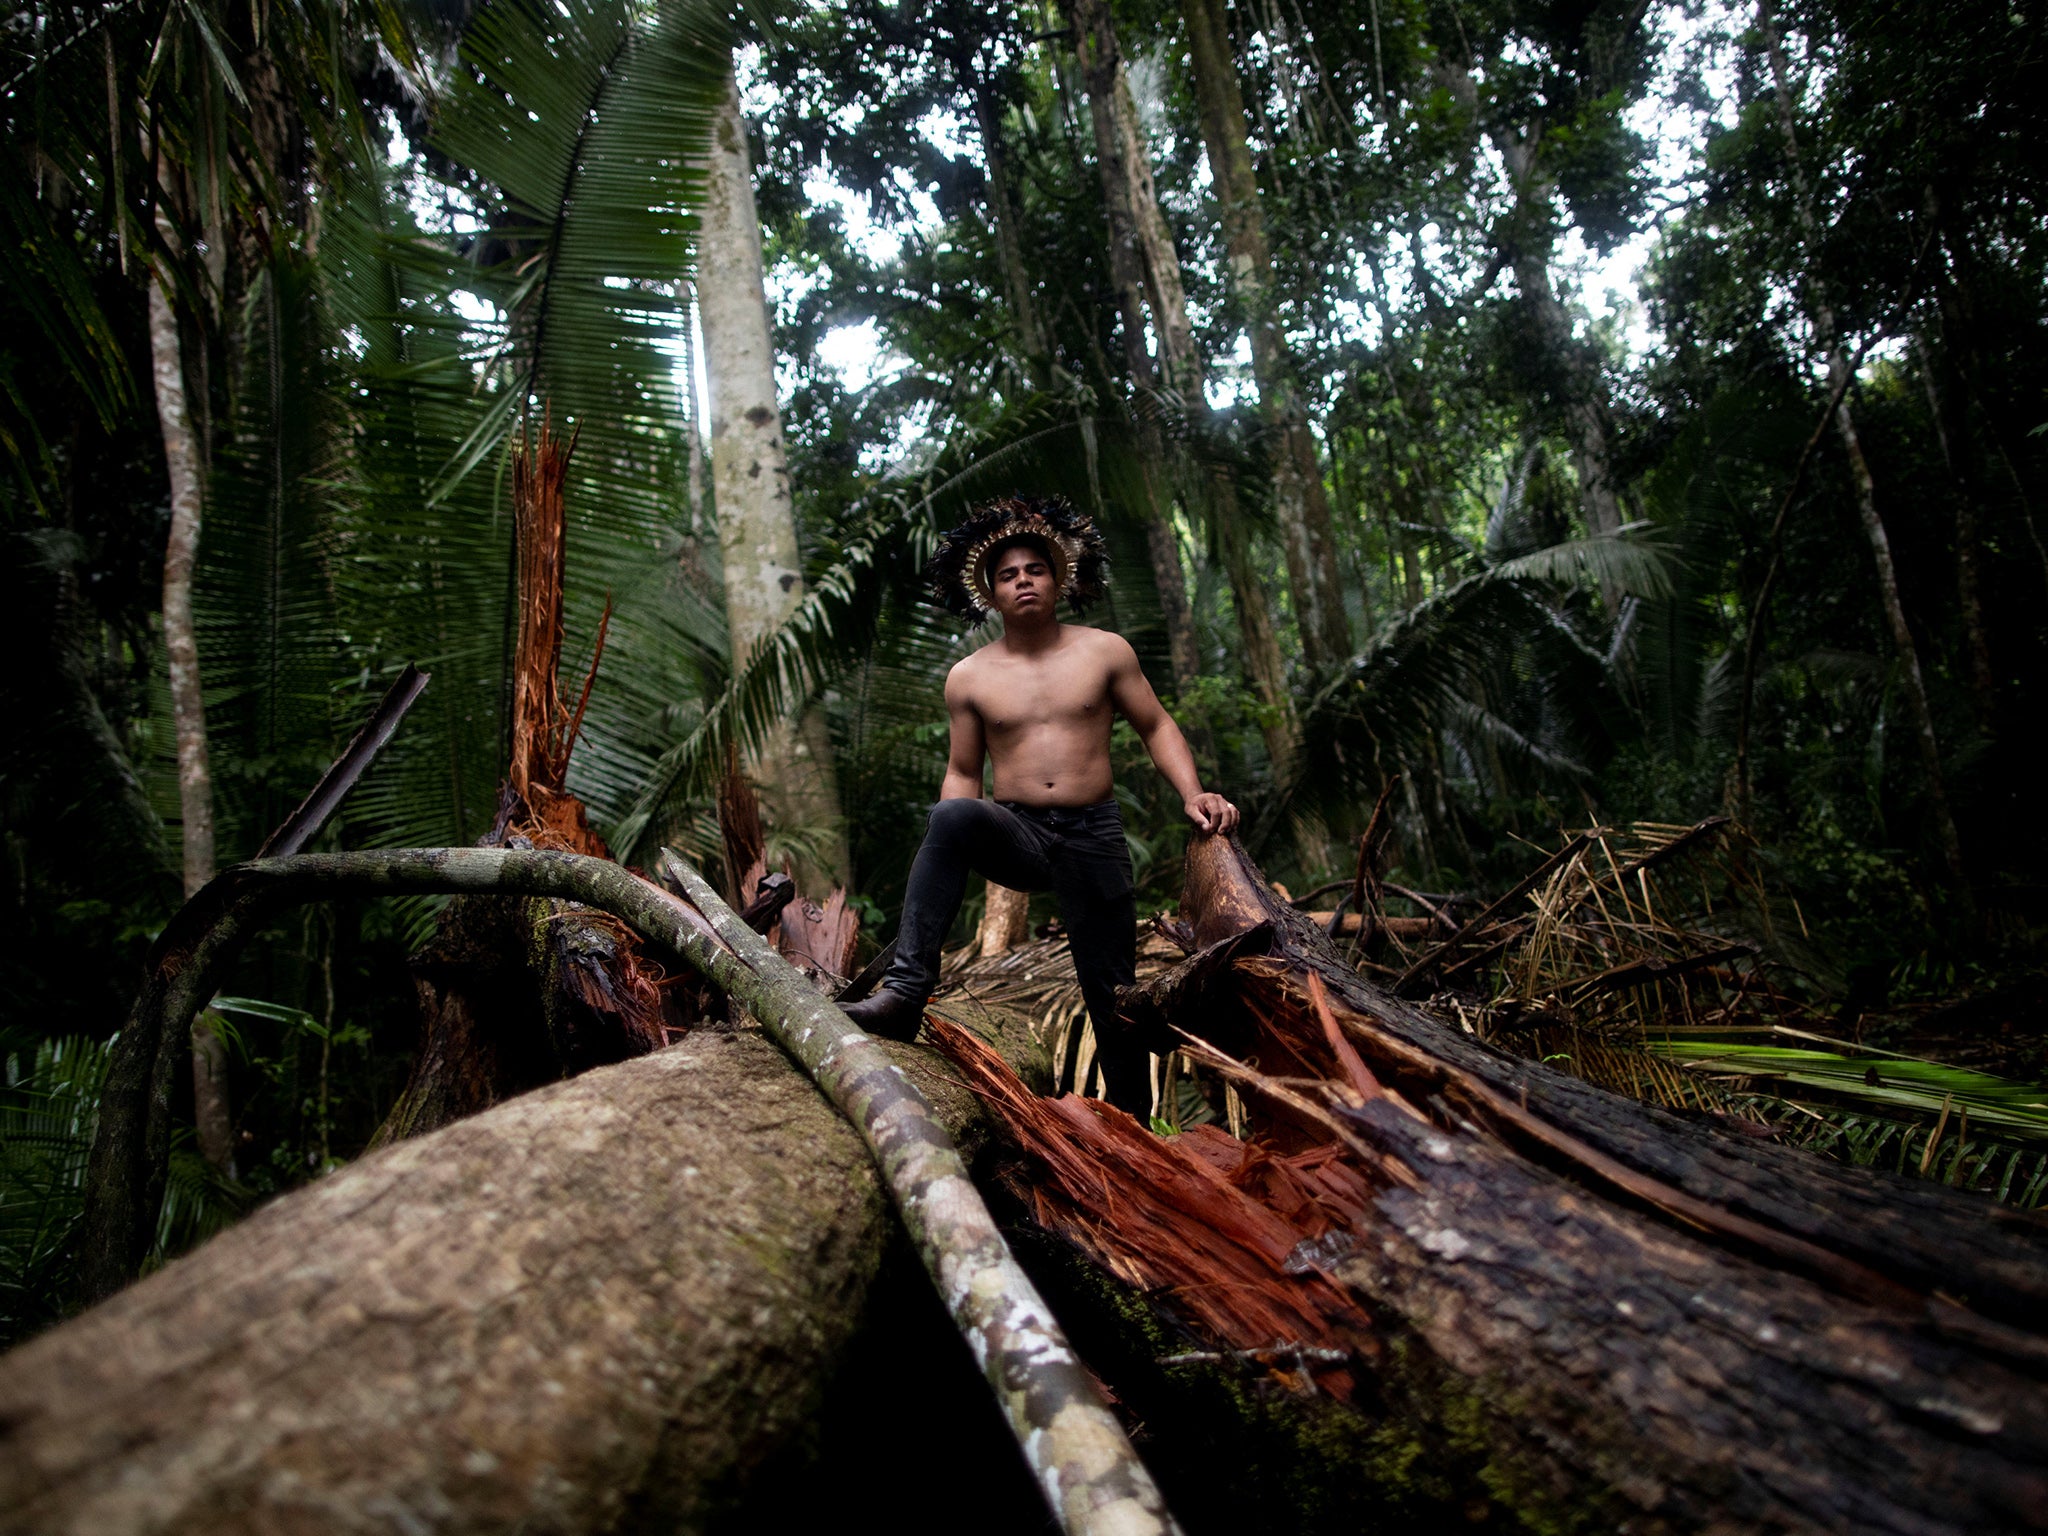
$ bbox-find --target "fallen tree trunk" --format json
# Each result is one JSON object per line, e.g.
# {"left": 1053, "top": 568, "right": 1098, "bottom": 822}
{"left": 935, "top": 835, "right": 2048, "bottom": 1534}
{"left": 2, "top": 1025, "right": 1007, "bottom": 1533}
{"left": 61, "top": 847, "right": 1173, "bottom": 1536}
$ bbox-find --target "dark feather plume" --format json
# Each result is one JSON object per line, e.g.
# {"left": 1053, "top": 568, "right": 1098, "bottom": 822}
{"left": 926, "top": 494, "right": 1111, "bottom": 623}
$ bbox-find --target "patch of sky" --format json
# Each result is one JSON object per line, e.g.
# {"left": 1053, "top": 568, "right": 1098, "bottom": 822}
{"left": 1539, "top": 0, "right": 1748, "bottom": 367}
{"left": 1205, "top": 333, "right": 1256, "bottom": 412}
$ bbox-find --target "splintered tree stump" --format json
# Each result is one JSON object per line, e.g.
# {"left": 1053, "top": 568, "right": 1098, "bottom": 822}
{"left": 936, "top": 835, "right": 2048, "bottom": 1536}
{"left": 2, "top": 1021, "right": 1031, "bottom": 1534}
{"left": 977, "top": 882, "right": 1033, "bottom": 959}
{"left": 370, "top": 889, "right": 668, "bottom": 1148}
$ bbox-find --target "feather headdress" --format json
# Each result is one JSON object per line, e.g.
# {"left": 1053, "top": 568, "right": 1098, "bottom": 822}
{"left": 926, "top": 495, "right": 1110, "bottom": 623}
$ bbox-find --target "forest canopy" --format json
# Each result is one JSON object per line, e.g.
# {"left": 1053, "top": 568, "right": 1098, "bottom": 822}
{"left": 2, "top": 0, "right": 2045, "bottom": 1337}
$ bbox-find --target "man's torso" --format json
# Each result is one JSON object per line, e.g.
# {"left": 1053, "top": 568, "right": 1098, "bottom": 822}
{"left": 954, "top": 626, "right": 1118, "bottom": 806}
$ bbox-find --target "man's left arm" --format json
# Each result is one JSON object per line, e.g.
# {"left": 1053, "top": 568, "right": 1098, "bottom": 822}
{"left": 1106, "top": 637, "right": 1240, "bottom": 836}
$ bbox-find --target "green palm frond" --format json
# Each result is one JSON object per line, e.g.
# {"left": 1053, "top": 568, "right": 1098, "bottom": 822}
{"left": 1646, "top": 1034, "right": 2048, "bottom": 1140}
{"left": 0, "top": 175, "right": 132, "bottom": 497}
{"left": 2, "top": 1031, "right": 251, "bottom": 1344}
{"left": 312, "top": 0, "right": 732, "bottom": 870}
{"left": 198, "top": 244, "right": 349, "bottom": 858}
{"left": 1492, "top": 528, "right": 1677, "bottom": 600}
{"left": 1288, "top": 546, "right": 1626, "bottom": 836}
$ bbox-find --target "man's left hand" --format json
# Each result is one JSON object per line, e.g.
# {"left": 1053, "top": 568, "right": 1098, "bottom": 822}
{"left": 1184, "top": 793, "right": 1239, "bottom": 836}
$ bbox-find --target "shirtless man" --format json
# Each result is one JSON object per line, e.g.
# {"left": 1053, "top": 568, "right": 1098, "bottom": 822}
{"left": 843, "top": 499, "right": 1237, "bottom": 1115}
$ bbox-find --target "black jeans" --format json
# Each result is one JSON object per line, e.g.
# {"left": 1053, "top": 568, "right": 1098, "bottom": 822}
{"left": 881, "top": 797, "right": 1144, "bottom": 1113}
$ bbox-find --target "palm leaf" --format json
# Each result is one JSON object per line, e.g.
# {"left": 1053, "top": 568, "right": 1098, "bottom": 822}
{"left": 197, "top": 243, "right": 349, "bottom": 858}
{"left": 313, "top": 0, "right": 733, "bottom": 871}
{"left": 1645, "top": 1034, "right": 2048, "bottom": 1140}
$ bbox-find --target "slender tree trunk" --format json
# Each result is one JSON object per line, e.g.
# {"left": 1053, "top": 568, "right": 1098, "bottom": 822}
{"left": 148, "top": 210, "right": 232, "bottom": 1176}
{"left": 1758, "top": 1, "right": 1969, "bottom": 900}
{"left": 682, "top": 277, "right": 707, "bottom": 536}
{"left": 1915, "top": 336, "right": 1997, "bottom": 720}
{"left": 1064, "top": 0, "right": 1298, "bottom": 769}
{"left": 73, "top": 846, "right": 1173, "bottom": 1535}
{"left": 958, "top": 60, "right": 1052, "bottom": 389}
{"left": 1057, "top": 0, "right": 1205, "bottom": 693}
{"left": 1179, "top": 0, "right": 1352, "bottom": 669}
{"left": 1430, "top": 46, "right": 1628, "bottom": 585}
{"left": 1492, "top": 134, "right": 1626, "bottom": 551}
{"left": 976, "top": 881, "right": 1033, "bottom": 958}
{"left": 1108, "top": 71, "right": 1199, "bottom": 403}
{"left": 699, "top": 71, "right": 849, "bottom": 888}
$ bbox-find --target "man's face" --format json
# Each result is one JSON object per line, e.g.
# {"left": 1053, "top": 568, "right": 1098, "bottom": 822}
{"left": 989, "top": 545, "right": 1055, "bottom": 620}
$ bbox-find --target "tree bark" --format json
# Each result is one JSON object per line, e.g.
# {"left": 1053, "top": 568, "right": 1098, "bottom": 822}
{"left": 683, "top": 276, "right": 707, "bottom": 535}
{"left": 955, "top": 55, "right": 1052, "bottom": 389}
{"left": 1757, "top": 0, "right": 1969, "bottom": 901}
{"left": 938, "top": 834, "right": 2048, "bottom": 1533}
{"left": 1178, "top": 0, "right": 1352, "bottom": 669}
{"left": 7, "top": 1029, "right": 1003, "bottom": 1534}
{"left": 977, "top": 881, "right": 1033, "bottom": 958}
{"left": 148, "top": 207, "right": 232, "bottom": 1177}
{"left": 1915, "top": 341, "right": 1998, "bottom": 723}
{"left": 1055, "top": 0, "right": 1202, "bottom": 691}
{"left": 1061, "top": 0, "right": 1294, "bottom": 764}
{"left": 1497, "top": 139, "right": 1626, "bottom": 546}
{"left": 1435, "top": 59, "right": 1626, "bottom": 595}
{"left": 699, "top": 70, "right": 849, "bottom": 888}
{"left": 71, "top": 847, "right": 1175, "bottom": 1536}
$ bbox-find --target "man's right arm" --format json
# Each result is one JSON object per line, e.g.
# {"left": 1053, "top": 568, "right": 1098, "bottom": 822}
{"left": 939, "top": 664, "right": 985, "bottom": 800}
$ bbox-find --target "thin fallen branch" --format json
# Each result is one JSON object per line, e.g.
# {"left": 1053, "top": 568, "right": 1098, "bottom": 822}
{"left": 1394, "top": 833, "right": 1593, "bottom": 989}
{"left": 656, "top": 851, "right": 1178, "bottom": 1536}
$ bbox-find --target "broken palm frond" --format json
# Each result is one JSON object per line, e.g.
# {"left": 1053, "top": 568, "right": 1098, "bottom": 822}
{"left": 926, "top": 834, "right": 2048, "bottom": 1532}
{"left": 940, "top": 929, "right": 1186, "bottom": 1108}
{"left": 377, "top": 412, "right": 666, "bottom": 1133}
{"left": 1356, "top": 819, "right": 2048, "bottom": 1204}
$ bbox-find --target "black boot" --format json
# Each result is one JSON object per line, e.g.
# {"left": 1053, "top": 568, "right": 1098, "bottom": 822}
{"left": 839, "top": 987, "right": 925, "bottom": 1042}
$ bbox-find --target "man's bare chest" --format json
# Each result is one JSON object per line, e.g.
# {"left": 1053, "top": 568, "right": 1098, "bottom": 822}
{"left": 966, "top": 663, "right": 1116, "bottom": 738}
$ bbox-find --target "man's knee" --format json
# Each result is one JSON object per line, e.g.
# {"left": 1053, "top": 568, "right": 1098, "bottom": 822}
{"left": 925, "top": 796, "right": 993, "bottom": 847}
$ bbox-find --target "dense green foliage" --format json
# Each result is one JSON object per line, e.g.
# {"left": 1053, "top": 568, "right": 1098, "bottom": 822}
{"left": 2, "top": 0, "right": 2044, "bottom": 1334}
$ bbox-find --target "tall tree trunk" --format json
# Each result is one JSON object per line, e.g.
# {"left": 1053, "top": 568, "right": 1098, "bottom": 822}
{"left": 699, "top": 71, "right": 849, "bottom": 889}
{"left": 1915, "top": 334, "right": 1997, "bottom": 722}
{"left": 148, "top": 206, "right": 232, "bottom": 1176}
{"left": 1758, "top": 0, "right": 1970, "bottom": 901}
{"left": 1057, "top": 0, "right": 1204, "bottom": 693}
{"left": 683, "top": 276, "right": 707, "bottom": 536}
{"left": 1178, "top": 0, "right": 1352, "bottom": 670}
{"left": 1062, "top": 0, "right": 1300, "bottom": 765}
{"left": 1434, "top": 58, "right": 1626, "bottom": 590}
{"left": 956, "top": 57, "right": 1052, "bottom": 390}
{"left": 1497, "top": 140, "right": 1626, "bottom": 545}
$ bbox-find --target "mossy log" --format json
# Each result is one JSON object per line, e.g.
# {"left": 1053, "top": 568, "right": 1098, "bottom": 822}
{"left": 49, "top": 846, "right": 1170, "bottom": 1536}
{"left": 941, "top": 834, "right": 2048, "bottom": 1535}
{"left": 2, "top": 1023, "right": 1007, "bottom": 1533}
